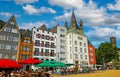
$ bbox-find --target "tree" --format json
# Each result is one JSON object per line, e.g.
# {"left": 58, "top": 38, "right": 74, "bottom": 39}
{"left": 96, "top": 42, "right": 119, "bottom": 66}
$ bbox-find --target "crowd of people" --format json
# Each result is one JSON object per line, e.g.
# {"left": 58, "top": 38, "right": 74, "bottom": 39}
{"left": 0, "top": 66, "right": 96, "bottom": 77}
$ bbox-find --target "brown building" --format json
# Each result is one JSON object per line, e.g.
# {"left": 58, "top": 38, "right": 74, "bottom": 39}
{"left": 17, "top": 29, "right": 34, "bottom": 61}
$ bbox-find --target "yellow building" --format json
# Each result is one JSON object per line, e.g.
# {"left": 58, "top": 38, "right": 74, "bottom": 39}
{"left": 17, "top": 29, "right": 34, "bottom": 62}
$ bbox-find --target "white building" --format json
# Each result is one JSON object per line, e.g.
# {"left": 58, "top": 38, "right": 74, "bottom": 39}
{"left": 31, "top": 12, "right": 96, "bottom": 67}
{"left": 66, "top": 12, "right": 90, "bottom": 67}
{"left": 32, "top": 25, "right": 57, "bottom": 61}
{"left": 50, "top": 25, "right": 67, "bottom": 63}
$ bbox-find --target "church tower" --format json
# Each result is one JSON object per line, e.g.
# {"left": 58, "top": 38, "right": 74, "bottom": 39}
{"left": 70, "top": 11, "right": 78, "bottom": 29}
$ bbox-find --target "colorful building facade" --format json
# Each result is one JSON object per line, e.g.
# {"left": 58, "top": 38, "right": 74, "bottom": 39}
{"left": 17, "top": 29, "right": 34, "bottom": 61}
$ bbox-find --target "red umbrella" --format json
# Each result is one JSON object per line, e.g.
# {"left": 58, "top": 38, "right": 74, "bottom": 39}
{"left": 0, "top": 59, "right": 22, "bottom": 68}
{"left": 19, "top": 58, "right": 41, "bottom": 64}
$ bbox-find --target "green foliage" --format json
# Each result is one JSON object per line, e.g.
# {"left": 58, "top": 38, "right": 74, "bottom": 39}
{"left": 96, "top": 42, "right": 119, "bottom": 65}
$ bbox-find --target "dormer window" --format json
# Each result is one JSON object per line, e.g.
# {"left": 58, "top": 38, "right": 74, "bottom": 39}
{"left": 10, "top": 21, "right": 14, "bottom": 25}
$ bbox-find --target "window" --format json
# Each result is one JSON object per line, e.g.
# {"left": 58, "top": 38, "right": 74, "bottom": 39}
{"left": 0, "top": 43, "right": 4, "bottom": 49}
{"left": 80, "top": 48, "right": 82, "bottom": 53}
{"left": 45, "top": 42, "right": 50, "bottom": 48}
{"left": 75, "top": 54, "right": 78, "bottom": 59}
{"left": 50, "top": 36, "right": 54, "bottom": 41}
{"left": 41, "top": 41, "right": 44, "bottom": 47}
{"left": 42, "top": 34, "right": 44, "bottom": 39}
{"left": 75, "top": 41, "right": 77, "bottom": 45}
{"left": 70, "top": 54, "right": 72, "bottom": 59}
{"left": 11, "top": 44, "right": 18, "bottom": 50}
{"left": 60, "top": 45, "right": 65, "bottom": 49}
{"left": 4, "top": 27, "right": 11, "bottom": 32}
{"left": 80, "top": 55, "right": 83, "bottom": 60}
{"left": 7, "top": 36, "right": 12, "bottom": 41}
{"left": 84, "top": 48, "right": 87, "bottom": 53}
{"left": 90, "top": 58, "right": 94, "bottom": 62}
{"left": 50, "top": 50, "right": 54, "bottom": 56}
{"left": 0, "top": 35, "right": 6, "bottom": 40}
{"left": 60, "top": 51, "right": 65, "bottom": 54}
{"left": 40, "top": 49, "right": 44, "bottom": 56}
{"left": 36, "top": 34, "right": 41, "bottom": 38}
{"left": 11, "top": 28, "right": 17, "bottom": 33}
{"left": 46, "top": 35, "right": 50, "bottom": 40}
{"left": 34, "top": 48, "right": 39, "bottom": 56}
{"left": 10, "top": 21, "right": 14, "bottom": 25}
{"left": 60, "top": 39, "right": 65, "bottom": 43}
{"left": 35, "top": 40, "right": 40, "bottom": 46}
{"left": 84, "top": 43, "right": 86, "bottom": 47}
{"left": 90, "top": 53, "right": 93, "bottom": 56}
{"left": 60, "top": 34, "right": 65, "bottom": 37}
{"left": 51, "top": 43, "right": 55, "bottom": 48}
{"left": 85, "top": 55, "right": 87, "bottom": 60}
{"left": 90, "top": 48, "right": 93, "bottom": 52}
{"left": 22, "top": 46, "right": 30, "bottom": 51}
{"left": 45, "top": 49, "right": 49, "bottom": 56}
{"left": 79, "top": 42, "right": 82, "bottom": 46}
{"left": 5, "top": 44, "right": 11, "bottom": 49}
{"left": 75, "top": 47, "right": 78, "bottom": 52}
{"left": 0, "top": 54, "right": 2, "bottom": 58}
{"left": 13, "top": 37, "right": 18, "bottom": 42}
{"left": 60, "top": 58, "right": 65, "bottom": 61}
{"left": 78, "top": 37, "right": 83, "bottom": 40}
{"left": 60, "top": 29, "right": 65, "bottom": 33}
{"left": 24, "top": 40, "right": 30, "bottom": 43}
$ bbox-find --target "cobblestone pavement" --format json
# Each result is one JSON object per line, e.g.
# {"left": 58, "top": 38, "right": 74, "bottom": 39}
{"left": 51, "top": 70, "right": 120, "bottom": 77}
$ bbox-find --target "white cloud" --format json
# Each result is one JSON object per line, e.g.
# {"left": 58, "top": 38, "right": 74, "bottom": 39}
{"left": 20, "top": 21, "right": 48, "bottom": 29}
{"left": 49, "top": 0, "right": 120, "bottom": 27}
{"left": 0, "top": 12, "right": 20, "bottom": 17}
{"left": 14, "top": 0, "right": 38, "bottom": 4}
{"left": 107, "top": 0, "right": 120, "bottom": 10}
{"left": 20, "top": 20, "right": 60, "bottom": 30}
{"left": 23, "top": 4, "right": 56, "bottom": 15}
{"left": 0, "top": 12, "right": 12, "bottom": 17}
{"left": 49, "top": 0, "right": 106, "bottom": 26}
{"left": 49, "top": 0, "right": 84, "bottom": 9}
{"left": 55, "top": 12, "right": 71, "bottom": 21}
{"left": 86, "top": 26, "right": 120, "bottom": 47}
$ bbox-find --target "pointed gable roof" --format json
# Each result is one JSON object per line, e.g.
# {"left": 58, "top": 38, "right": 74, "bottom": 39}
{"left": 70, "top": 11, "right": 78, "bottom": 29}
{"left": 38, "top": 24, "right": 47, "bottom": 31}
{"left": 0, "top": 15, "right": 20, "bottom": 33}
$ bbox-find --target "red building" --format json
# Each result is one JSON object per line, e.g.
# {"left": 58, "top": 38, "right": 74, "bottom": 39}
{"left": 88, "top": 40, "right": 96, "bottom": 65}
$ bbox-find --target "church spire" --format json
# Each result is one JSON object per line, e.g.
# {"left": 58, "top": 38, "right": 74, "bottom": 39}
{"left": 70, "top": 11, "right": 77, "bottom": 29}
{"left": 79, "top": 20, "right": 83, "bottom": 31}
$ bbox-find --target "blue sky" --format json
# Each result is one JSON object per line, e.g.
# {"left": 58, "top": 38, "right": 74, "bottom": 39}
{"left": 0, "top": 0, "right": 120, "bottom": 48}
